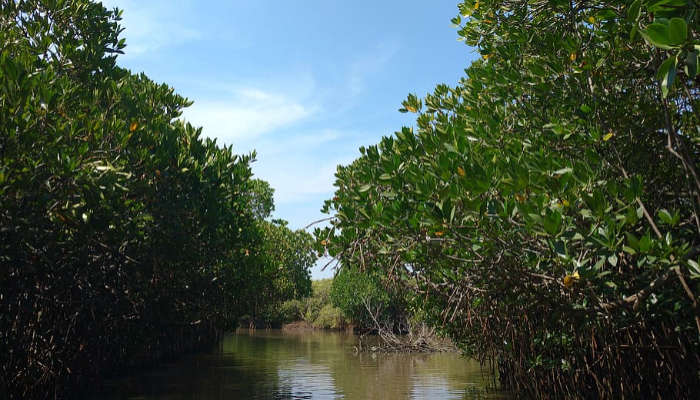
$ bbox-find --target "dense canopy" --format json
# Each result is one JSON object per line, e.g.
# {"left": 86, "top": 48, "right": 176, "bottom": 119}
{"left": 318, "top": 0, "right": 700, "bottom": 397}
{"left": 0, "top": 1, "right": 314, "bottom": 397}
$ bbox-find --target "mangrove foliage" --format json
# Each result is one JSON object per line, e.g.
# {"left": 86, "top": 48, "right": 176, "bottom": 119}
{"left": 317, "top": 0, "right": 700, "bottom": 397}
{"left": 0, "top": 1, "right": 314, "bottom": 398}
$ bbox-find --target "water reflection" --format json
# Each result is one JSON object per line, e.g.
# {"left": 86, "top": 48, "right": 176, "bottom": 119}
{"left": 98, "top": 329, "right": 505, "bottom": 399}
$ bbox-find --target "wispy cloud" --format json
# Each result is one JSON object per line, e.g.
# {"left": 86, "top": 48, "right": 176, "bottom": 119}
{"left": 348, "top": 40, "right": 400, "bottom": 96}
{"left": 250, "top": 128, "right": 363, "bottom": 204}
{"left": 179, "top": 85, "right": 350, "bottom": 208}
{"left": 252, "top": 129, "right": 341, "bottom": 157}
{"left": 183, "top": 88, "right": 313, "bottom": 147}
{"left": 102, "top": 0, "right": 201, "bottom": 57}
{"left": 259, "top": 160, "right": 341, "bottom": 204}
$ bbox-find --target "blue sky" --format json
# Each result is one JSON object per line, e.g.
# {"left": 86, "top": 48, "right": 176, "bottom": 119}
{"left": 102, "top": 0, "right": 477, "bottom": 279}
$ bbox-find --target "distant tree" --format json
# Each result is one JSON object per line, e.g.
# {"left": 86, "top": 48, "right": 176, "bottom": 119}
{"left": 238, "top": 218, "right": 315, "bottom": 327}
{"left": 330, "top": 267, "right": 400, "bottom": 330}
{"left": 248, "top": 179, "right": 275, "bottom": 220}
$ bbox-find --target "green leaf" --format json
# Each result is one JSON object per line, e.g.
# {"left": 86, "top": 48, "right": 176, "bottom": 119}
{"left": 685, "top": 50, "right": 698, "bottom": 78}
{"left": 630, "top": 25, "right": 639, "bottom": 40}
{"left": 643, "top": 23, "right": 673, "bottom": 49}
{"left": 639, "top": 234, "right": 652, "bottom": 253}
{"left": 656, "top": 56, "right": 677, "bottom": 97}
{"left": 657, "top": 209, "right": 673, "bottom": 225}
{"left": 648, "top": 0, "right": 688, "bottom": 11}
{"left": 626, "top": 232, "right": 640, "bottom": 251}
{"left": 359, "top": 207, "right": 370, "bottom": 219}
{"left": 543, "top": 210, "right": 562, "bottom": 235}
{"left": 627, "top": 0, "right": 641, "bottom": 22}
{"left": 667, "top": 18, "right": 687, "bottom": 45}
{"left": 623, "top": 246, "right": 637, "bottom": 255}
{"left": 358, "top": 184, "right": 372, "bottom": 193}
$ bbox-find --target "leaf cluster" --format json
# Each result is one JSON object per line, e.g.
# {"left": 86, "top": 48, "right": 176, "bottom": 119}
{"left": 318, "top": 0, "right": 700, "bottom": 397}
{"left": 0, "top": 1, "right": 313, "bottom": 397}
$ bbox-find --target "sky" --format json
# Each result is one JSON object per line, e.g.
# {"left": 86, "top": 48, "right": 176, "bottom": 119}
{"left": 101, "top": 0, "right": 477, "bottom": 279}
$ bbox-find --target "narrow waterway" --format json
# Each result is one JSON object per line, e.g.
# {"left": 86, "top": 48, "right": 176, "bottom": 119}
{"left": 98, "top": 329, "right": 506, "bottom": 399}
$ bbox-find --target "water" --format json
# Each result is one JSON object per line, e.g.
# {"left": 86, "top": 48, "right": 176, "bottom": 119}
{"left": 98, "top": 329, "right": 505, "bottom": 399}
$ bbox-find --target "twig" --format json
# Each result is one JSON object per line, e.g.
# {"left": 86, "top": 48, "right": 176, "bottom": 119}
{"left": 303, "top": 216, "right": 336, "bottom": 230}
{"left": 598, "top": 269, "right": 673, "bottom": 311}
{"left": 673, "top": 267, "right": 700, "bottom": 334}
{"left": 613, "top": 151, "right": 663, "bottom": 239}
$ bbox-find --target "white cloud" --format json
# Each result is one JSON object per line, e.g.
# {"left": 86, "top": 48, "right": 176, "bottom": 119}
{"left": 249, "top": 128, "right": 367, "bottom": 205}
{"left": 262, "top": 161, "right": 339, "bottom": 204}
{"left": 101, "top": 0, "right": 201, "bottom": 57}
{"left": 178, "top": 85, "right": 352, "bottom": 207}
{"left": 183, "top": 89, "right": 313, "bottom": 146}
{"left": 253, "top": 129, "right": 341, "bottom": 157}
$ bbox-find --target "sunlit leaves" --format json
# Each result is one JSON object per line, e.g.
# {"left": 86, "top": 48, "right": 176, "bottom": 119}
{"left": 1, "top": 1, "right": 268, "bottom": 395}
{"left": 643, "top": 22, "right": 676, "bottom": 49}
{"left": 318, "top": 0, "right": 699, "bottom": 396}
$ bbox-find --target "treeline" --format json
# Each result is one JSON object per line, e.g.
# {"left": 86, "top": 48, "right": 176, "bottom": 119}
{"left": 318, "top": 0, "right": 699, "bottom": 398}
{"left": 330, "top": 267, "right": 452, "bottom": 352}
{"left": 266, "top": 265, "right": 448, "bottom": 352}
{"left": 258, "top": 276, "right": 395, "bottom": 332}
{"left": 265, "top": 279, "right": 348, "bottom": 329}
{"left": 262, "top": 274, "right": 408, "bottom": 334}
{"left": 0, "top": 1, "right": 313, "bottom": 398}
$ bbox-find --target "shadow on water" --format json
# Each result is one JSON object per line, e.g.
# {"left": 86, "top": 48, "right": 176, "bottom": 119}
{"left": 96, "top": 329, "right": 508, "bottom": 399}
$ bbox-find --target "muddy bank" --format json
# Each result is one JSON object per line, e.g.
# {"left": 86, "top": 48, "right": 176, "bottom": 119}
{"left": 282, "top": 321, "right": 355, "bottom": 333}
{"left": 282, "top": 321, "right": 315, "bottom": 332}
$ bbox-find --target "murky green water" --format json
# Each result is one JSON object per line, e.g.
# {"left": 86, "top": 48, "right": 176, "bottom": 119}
{"left": 99, "top": 329, "right": 505, "bottom": 399}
